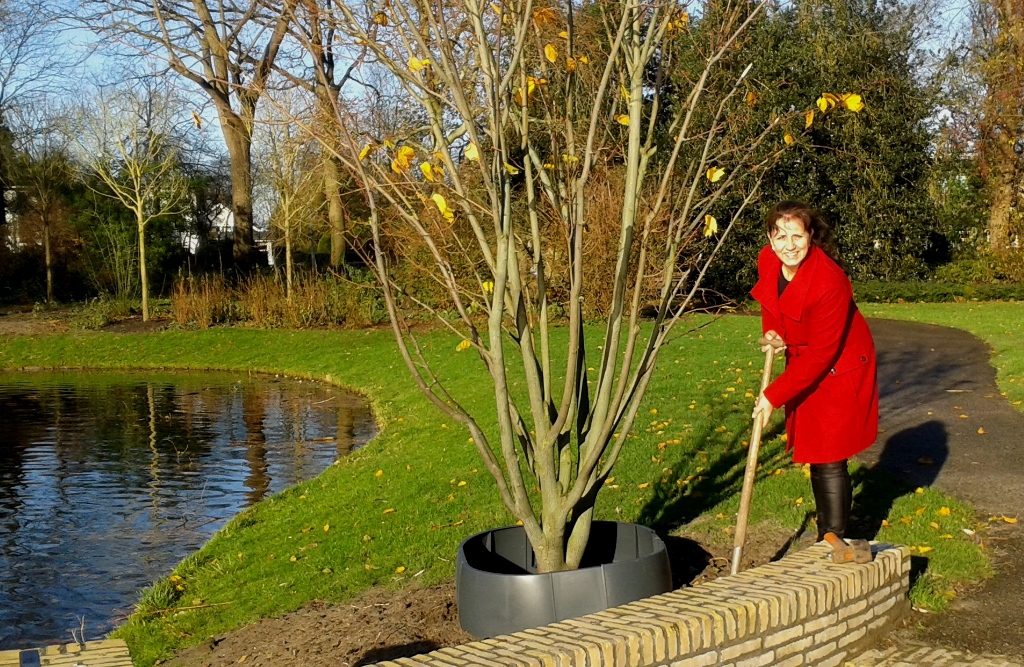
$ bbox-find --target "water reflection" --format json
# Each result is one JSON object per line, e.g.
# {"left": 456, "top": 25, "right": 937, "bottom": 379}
{"left": 0, "top": 370, "right": 375, "bottom": 649}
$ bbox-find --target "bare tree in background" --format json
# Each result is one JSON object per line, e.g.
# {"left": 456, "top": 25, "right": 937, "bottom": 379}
{"left": 0, "top": 1, "right": 74, "bottom": 235}
{"left": 74, "top": 83, "right": 190, "bottom": 321}
{"left": 256, "top": 90, "right": 324, "bottom": 301}
{"left": 79, "top": 0, "right": 296, "bottom": 267}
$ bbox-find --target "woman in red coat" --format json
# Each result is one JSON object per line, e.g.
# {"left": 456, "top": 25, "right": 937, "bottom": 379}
{"left": 750, "top": 201, "right": 878, "bottom": 540}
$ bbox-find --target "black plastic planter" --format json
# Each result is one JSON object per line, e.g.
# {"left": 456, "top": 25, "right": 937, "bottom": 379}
{"left": 455, "top": 521, "right": 672, "bottom": 638}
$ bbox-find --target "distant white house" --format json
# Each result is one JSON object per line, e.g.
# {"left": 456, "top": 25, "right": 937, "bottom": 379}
{"left": 178, "top": 203, "right": 274, "bottom": 265}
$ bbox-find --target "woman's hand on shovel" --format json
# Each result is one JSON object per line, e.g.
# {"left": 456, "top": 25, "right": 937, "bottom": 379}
{"left": 760, "top": 330, "right": 786, "bottom": 353}
{"left": 752, "top": 393, "right": 774, "bottom": 430}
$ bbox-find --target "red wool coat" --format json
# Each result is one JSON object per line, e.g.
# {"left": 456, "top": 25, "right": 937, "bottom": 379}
{"left": 750, "top": 244, "right": 879, "bottom": 464}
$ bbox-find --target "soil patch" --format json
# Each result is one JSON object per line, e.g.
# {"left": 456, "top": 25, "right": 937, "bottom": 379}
{"left": 159, "top": 526, "right": 796, "bottom": 667}
{"left": 0, "top": 309, "right": 70, "bottom": 337}
{"left": 101, "top": 316, "right": 169, "bottom": 334}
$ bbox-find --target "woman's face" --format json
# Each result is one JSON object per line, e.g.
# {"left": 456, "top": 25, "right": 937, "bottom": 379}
{"left": 768, "top": 216, "right": 811, "bottom": 275}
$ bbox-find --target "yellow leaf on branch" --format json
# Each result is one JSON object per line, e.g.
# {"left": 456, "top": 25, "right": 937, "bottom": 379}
{"left": 482, "top": 281, "right": 494, "bottom": 294}
{"left": 745, "top": 91, "right": 757, "bottom": 106}
{"left": 841, "top": 93, "right": 865, "bottom": 112}
{"left": 373, "top": 12, "right": 388, "bottom": 26}
{"left": 465, "top": 142, "right": 479, "bottom": 161}
{"left": 544, "top": 44, "right": 558, "bottom": 63}
{"left": 533, "top": 7, "right": 558, "bottom": 26}
{"left": 805, "top": 109, "right": 814, "bottom": 129}
{"left": 620, "top": 83, "right": 631, "bottom": 101}
{"left": 359, "top": 145, "right": 373, "bottom": 161}
{"left": 705, "top": 166, "right": 725, "bottom": 183}
{"left": 407, "top": 57, "right": 430, "bottom": 74}
{"left": 565, "top": 57, "right": 576, "bottom": 72}
{"left": 503, "top": 162, "right": 520, "bottom": 175}
{"left": 614, "top": 114, "right": 630, "bottom": 125}
{"left": 784, "top": 132, "right": 795, "bottom": 146}
{"left": 703, "top": 214, "right": 718, "bottom": 237}
{"left": 420, "top": 162, "right": 435, "bottom": 181}
{"left": 431, "top": 193, "right": 454, "bottom": 222}
{"left": 391, "top": 145, "right": 415, "bottom": 174}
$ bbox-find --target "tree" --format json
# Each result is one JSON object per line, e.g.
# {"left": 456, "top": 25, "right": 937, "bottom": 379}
{"left": 255, "top": 92, "right": 324, "bottom": 301}
{"left": 0, "top": 1, "right": 72, "bottom": 236}
{"left": 694, "top": 0, "right": 940, "bottom": 294}
{"left": 80, "top": 0, "right": 296, "bottom": 266}
{"left": 970, "top": 0, "right": 1024, "bottom": 252}
{"left": 8, "top": 104, "right": 78, "bottom": 304}
{"left": 287, "top": 0, "right": 840, "bottom": 572}
{"left": 75, "top": 84, "right": 190, "bottom": 321}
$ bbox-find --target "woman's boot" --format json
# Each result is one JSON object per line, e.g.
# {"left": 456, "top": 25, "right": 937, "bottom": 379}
{"left": 810, "top": 459, "right": 852, "bottom": 540}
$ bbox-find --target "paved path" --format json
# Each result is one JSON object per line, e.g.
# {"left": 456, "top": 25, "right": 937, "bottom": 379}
{"left": 851, "top": 644, "right": 1024, "bottom": 667}
{"left": 854, "top": 319, "right": 1024, "bottom": 661}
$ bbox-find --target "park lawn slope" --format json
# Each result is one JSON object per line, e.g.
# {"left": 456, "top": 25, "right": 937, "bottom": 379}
{"left": 0, "top": 315, "right": 991, "bottom": 665}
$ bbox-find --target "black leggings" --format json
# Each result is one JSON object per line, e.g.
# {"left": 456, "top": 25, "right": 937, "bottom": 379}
{"left": 810, "top": 460, "right": 852, "bottom": 540}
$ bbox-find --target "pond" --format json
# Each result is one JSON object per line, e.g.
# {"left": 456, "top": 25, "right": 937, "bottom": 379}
{"left": 0, "top": 370, "right": 376, "bottom": 650}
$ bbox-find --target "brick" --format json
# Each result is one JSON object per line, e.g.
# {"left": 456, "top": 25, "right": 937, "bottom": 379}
{"left": 815, "top": 651, "right": 848, "bottom": 667}
{"left": 838, "top": 625, "right": 868, "bottom": 649}
{"left": 775, "top": 636, "right": 815, "bottom": 660}
{"left": 720, "top": 638, "right": 763, "bottom": 661}
{"left": 838, "top": 598, "right": 868, "bottom": 620}
{"left": 669, "top": 650, "right": 718, "bottom": 667}
{"left": 804, "top": 611, "right": 839, "bottom": 634}
{"left": 814, "top": 620, "right": 848, "bottom": 643}
{"left": 806, "top": 641, "right": 837, "bottom": 662}
{"left": 764, "top": 625, "right": 804, "bottom": 649}
{"left": 773, "top": 656, "right": 804, "bottom": 667}
{"left": 734, "top": 652, "right": 777, "bottom": 667}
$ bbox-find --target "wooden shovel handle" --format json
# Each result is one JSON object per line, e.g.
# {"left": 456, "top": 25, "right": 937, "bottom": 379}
{"left": 730, "top": 344, "right": 779, "bottom": 575}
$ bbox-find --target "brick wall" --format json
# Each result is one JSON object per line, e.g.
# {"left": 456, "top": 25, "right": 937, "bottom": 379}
{"left": 370, "top": 542, "right": 910, "bottom": 667}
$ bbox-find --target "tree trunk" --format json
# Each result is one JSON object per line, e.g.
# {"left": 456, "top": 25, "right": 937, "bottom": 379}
{"left": 323, "top": 154, "right": 347, "bottom": 268}
{"left": 285, "top": 224, "right": 293, "bottom": 303}
{"left": 138, "top": 220, "right": 149, "bottom": 322}
{"left": 220, "top": 115, "right": 255, "bottom": 268}
{"left": 989, "top": 170, "right": 1013, "bottom": 254}
{"left": 43, "top": 217, "right": 53, "bottom": 304}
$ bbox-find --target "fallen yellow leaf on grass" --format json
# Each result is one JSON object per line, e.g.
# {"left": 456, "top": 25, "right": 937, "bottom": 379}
{"left": 915, "top": 487, "right": 924, "bottom": 494}
{"left": 638, "top": 482, "right": 650, "bottom": 489}
{"left": 881, "top": 519, "right": 890, "bottom": 527}
{"left": 375, "top": 470, "right": 383, "bottom": 477}
{"left": 978, "top": 427, "right": 986, "bottom": 435}
{"left": 930, "top": 522, "right": 940, "bottom": 529}
{"left": 938, "top": 507, "right": 951, "bottom": 516}
{"left": 795, "top": 497, "right": 804, "bottom": 505}
{"left": 1003, "top": 516, "right": 1018, "bottom": 524}
{"left": 383, "top": 508, "right": 395, "bottom": 514}
{"left": 940, "top": 534, "right": 953, "bottom": 539}
{"left": 917, "top": 546, "right": 933, "bottom": 554}
{"left": 396, "top": 566, "right": 406, "bottom": 574}
{"left": 324, "top": 524, "right": 330, "bottom": 532}
{"left": 289, "top": 555, "right": 297, "bottom": 562}
{"left": 458, "top": 481, "right": 467, "bottom": 487}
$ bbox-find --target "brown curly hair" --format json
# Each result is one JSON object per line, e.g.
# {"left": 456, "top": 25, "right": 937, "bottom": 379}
{"left": 765, "top": 200, "right": 839, "bottom": 263}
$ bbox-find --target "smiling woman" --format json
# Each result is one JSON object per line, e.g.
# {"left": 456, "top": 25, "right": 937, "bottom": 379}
{"left": 750, "top": 200, "right": 879, "bottom": 542}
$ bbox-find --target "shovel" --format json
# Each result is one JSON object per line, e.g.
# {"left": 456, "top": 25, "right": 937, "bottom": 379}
{"left": 730, "top": 336, "right": 784, "bottom": 575}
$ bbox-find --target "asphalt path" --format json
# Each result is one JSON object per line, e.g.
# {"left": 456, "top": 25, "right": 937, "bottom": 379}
{"left": 859, "top": 318, "right": 1024, "bottom": 657}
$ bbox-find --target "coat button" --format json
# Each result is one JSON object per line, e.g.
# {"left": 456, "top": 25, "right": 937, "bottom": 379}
{"left": 861, "top": 355, "right": 867, "bottom": 362}
{"left": 829, "top": 368, "right": 836, "bottom": 374}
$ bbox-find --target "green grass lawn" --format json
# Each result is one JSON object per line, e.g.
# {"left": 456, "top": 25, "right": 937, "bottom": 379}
{"left": 1, "top": 304, "right": 1015, "bottom": 665}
